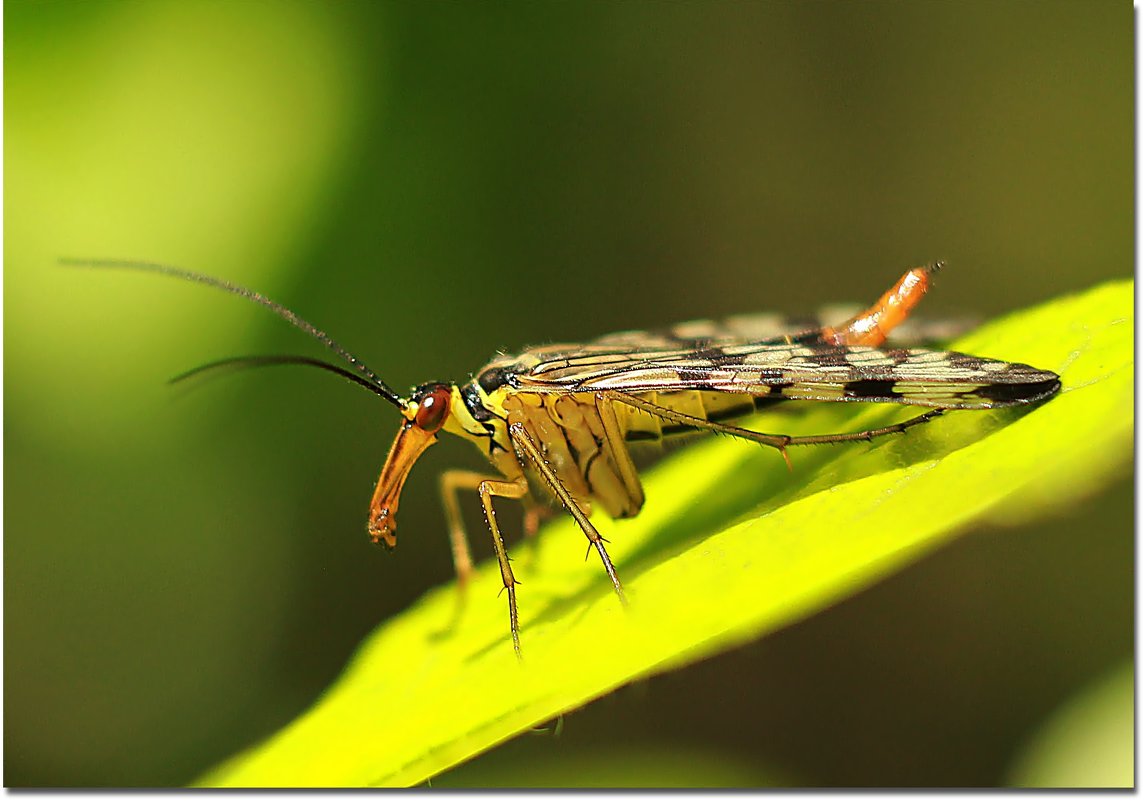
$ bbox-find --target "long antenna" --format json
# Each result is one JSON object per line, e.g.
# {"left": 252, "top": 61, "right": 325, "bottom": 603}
{"left": 62, "top": 258, "right": 407, "bottom": 409}
{"left": 169, "top": 354, "right": 396, "bottom": 399}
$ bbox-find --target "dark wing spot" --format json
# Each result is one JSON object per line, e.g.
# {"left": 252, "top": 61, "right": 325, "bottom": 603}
{"left": 803, "top": 345, "right": 856, "bottom": 366}
{"left": 843, "top": 379, "right": 901, "bottom": 399}
{"left": 969, "top": 376, "right": 1062, "bottom": 405}
{"left": 757, "top": 368, "right": 789, "bottom": 384}
{"left": 684, "top": 345, "right": 724, "bottom": 360}
{"left": 676, "top": 367, "right": 713, "bottom": 384}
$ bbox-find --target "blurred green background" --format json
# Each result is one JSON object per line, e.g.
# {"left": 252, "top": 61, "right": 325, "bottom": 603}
{"left": 5, "top": 0, "right": 1131, "bottom": 787}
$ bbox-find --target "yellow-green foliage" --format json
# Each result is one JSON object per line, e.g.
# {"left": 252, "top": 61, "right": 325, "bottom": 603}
{"left": 199, "top": 281, "right": 1132, "bottom": 787}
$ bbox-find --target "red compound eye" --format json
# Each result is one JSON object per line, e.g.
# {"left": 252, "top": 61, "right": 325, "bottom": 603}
{"left": 414, "top": 385, "right": 450, "bottom": 433}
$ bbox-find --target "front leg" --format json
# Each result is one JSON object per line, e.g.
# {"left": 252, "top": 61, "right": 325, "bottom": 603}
{"left": 438, "top": 469, "right": 498, "bottom": 589}
{"left": 472, "top": 475, "right": 531, "bottom": 655}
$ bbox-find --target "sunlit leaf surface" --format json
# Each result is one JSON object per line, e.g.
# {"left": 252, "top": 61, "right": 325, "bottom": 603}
{"left": 199, "top": 280, "right": 1132, "bottom": 787}
{"left": 1007, "top": 661, "right": 1133, "bottom": 788}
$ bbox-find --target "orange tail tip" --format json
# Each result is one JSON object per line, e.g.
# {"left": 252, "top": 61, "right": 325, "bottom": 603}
{"left": 822, "top": 262, "right": 942, "bottom": 348}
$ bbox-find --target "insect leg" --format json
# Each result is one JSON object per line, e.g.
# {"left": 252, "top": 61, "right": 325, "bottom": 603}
{"left": 818, "top": 262, "right": 943, "bottom": 347}
{"left": 439, "top": 469, "right": 504, "bottom": 587}
{"left": 605, "top": 391, "right": 946, "bottom": 460}
{"left": 507, "top": 421, "right": 628, "bottom": 607}
{"left": 776, "top": 409, "right": 945, "bottom": 447}
{"left": 473, "top": 474, "right": 530, "bottom": 655}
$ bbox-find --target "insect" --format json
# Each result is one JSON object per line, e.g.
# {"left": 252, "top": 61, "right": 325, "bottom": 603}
{"left": 69, "top": 259, "right": 1060, "bottom": 654}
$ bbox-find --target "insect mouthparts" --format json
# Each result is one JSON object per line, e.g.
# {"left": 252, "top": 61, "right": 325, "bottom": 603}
{"left": 369, "top": 508, "right": 397, "bottom": 549}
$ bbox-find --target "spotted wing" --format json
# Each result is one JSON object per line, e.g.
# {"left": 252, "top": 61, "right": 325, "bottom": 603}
{"left": 511, "top": 341, "right": 1061, "bottom": 410}
{"left": 590, "top": 309, "right": 978, "bottom": 350}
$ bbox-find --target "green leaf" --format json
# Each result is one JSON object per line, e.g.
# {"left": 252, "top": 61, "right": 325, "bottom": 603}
{"left": 1006, "top": 660, "right": 1134, "bottom": 788}
{"left": 198, "top": 280, "right": 1132, "bottom": 788}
